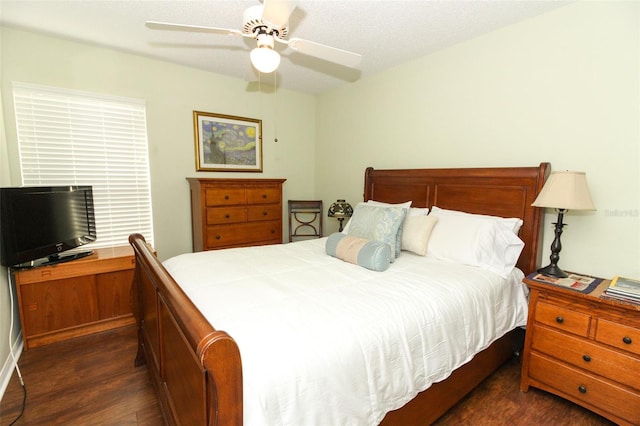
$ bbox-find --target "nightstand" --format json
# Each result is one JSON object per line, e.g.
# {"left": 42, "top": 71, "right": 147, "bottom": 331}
{"left": 520, "top": 274, "right": 640, "bottom": 426}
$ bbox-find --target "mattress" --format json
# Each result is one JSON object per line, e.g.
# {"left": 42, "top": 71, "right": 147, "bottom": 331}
{"left": 163, "top": 237, "right": 529, "bottom": 426}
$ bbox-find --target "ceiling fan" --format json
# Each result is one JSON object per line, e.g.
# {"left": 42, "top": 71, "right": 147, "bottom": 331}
{"left": 145, "top": 0, "right": 363, "bottom": 74}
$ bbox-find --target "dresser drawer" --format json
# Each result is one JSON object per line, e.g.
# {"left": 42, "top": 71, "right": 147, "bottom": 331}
{"left": 206, "top": 220, "right": 281, "bottom": 248}
{"left": 204, "top": 187, "right": 246, "bottom": 206}
{"left": 529, "top": 353, "right": 640, "bottom": 424}
{"left": 596, "top": 319, "right": 640, "bottom": 356}
{"left": 246, "top": 187, "right": 281, "bottom": 204}
{"left": 206, "top": 207, "right": 247, "bottom": 225}
{"left": 535, "top": 301, "right": 591, "bottom": 337}
{"left": 532, "top": 326, "right": 640, "bottom": 391}
{"left": 247, "top": 205, "right": 281, "bottom": 222}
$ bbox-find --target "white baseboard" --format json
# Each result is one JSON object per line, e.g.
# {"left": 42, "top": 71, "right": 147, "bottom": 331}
{"left": 0, "top": 332, "right": 23, "bottom": 400}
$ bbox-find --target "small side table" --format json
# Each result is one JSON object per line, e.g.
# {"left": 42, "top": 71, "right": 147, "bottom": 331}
{"left": 520, "top": 273, "right": 640, "bottom": 425}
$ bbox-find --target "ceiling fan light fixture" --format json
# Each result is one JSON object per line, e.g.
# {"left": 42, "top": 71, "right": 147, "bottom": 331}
{"left": 250, "top": 47, "right": 281, "bottom": 73}
{"left": 250, "top": 33, "right": 280, "bottom": 73}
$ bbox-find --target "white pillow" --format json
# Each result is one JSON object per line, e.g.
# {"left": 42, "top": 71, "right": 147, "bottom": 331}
{"left": 408, "top": 207, "right": 429, "bottom": 217}
{"left": 401, "top": 215, "right": 439, "bottom": 256}
{"left": 430, "top": 206, "right": 523, "bottom": 234}
{"left": 426, "top": 212, "right": 524, "bottom": 277}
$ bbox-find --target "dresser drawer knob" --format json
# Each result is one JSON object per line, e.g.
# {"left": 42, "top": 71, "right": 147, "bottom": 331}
{"left": 555, "top": 316, "right": 564, "bottom": 324}
{"left": 225, "top": 214, "right": 230, "bottom": 219}
{"left": 262, "top": 194, "right": 267, "bottom": 199}
{"left": 623, "top": 336, "right": 632, "bottom": 345}
{"left": 263, "top": 211, "right": 268, "bottom": 216}
{"left": 271, "top": 229, "right": 275, "bottom": 233}
{"left": 224, "top": 195, "right": 230, "bottom": 200}
{"left": 215, "top": 235, "right": 221, "bottom": 240}
{"left": 578, "top": 385, "right": 587, "bottom": 394}
{"left": 582, "top": 355, "right": 591, "bottom": 362}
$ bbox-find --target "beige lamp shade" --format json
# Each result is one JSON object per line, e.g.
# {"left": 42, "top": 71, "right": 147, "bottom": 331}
{"left": 532, "top": 171, "right": 595, "bottom": 211}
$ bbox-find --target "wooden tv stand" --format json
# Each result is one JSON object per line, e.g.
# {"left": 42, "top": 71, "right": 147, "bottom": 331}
{"left": 12, "top": 246, "right": 137, "bottom": 350}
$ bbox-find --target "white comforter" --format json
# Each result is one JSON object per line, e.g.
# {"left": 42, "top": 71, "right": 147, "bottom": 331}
{"left": 163, "top": 238, "right": 528, "bottom": 426}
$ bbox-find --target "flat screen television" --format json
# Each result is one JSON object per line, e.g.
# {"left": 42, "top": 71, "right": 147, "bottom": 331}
{"left": 0, "top": 185, "right": 97, "bottom": 267}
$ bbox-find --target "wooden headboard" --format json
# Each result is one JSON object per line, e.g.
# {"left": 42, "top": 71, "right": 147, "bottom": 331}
{"left": 363, "top": 163, "right": 550, "bottom": 275}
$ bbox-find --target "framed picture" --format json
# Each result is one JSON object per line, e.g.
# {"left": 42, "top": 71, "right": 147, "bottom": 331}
{"left": 193, "top": 111, "right": 263, "bottom": 172}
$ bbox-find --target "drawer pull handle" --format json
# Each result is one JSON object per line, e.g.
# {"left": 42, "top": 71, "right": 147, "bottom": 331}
{"left": 578, "top": 385, "right": 587, "bottom": 394}
{"left": 555, "top": 316, "right": 564, "bottom": 324}
{"left": 582, "top": 355, "right": 591, "bottom": 362}
{"left": 623, "top": 336, "right": 632, "bottom": 345}
{"left": 262, "top": 194, "right": 267, "bottom": 199}
{"left": 215, "top": 235, "right": 221, "bottom": 240}
{"left": 263, "top": 211, "right": 268, "bottom": 216}
{"left": 271, "top": 229, "right": 275, "bottom": 233}
{"left": 225, "top": 214, "right": 230, "bottom": 219}
{"left": 224, "top": 195, "right": 230, "bottom": 200}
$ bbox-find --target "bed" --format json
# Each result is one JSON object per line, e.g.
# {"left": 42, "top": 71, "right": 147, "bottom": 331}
{"left": 129, "top": 163, "right": 550, "bottom": 425}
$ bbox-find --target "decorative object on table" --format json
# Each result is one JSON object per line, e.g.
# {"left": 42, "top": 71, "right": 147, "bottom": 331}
{"left": 193, "top": 111, "right": 262, "bottom": 172}
{"left": 525, "top": 272, "right": 602, "bottom": 294}
{"left": 532, "top": 171, "right": 595, "bottom": 278}
{"left": 604, "top": 275, "right": 640, "bottom": 304}
{"left": 327, "top": 199, "right": 353, "bottom": 232}
{"left": 288, "top": 200, "right": 323, "bottom": 242}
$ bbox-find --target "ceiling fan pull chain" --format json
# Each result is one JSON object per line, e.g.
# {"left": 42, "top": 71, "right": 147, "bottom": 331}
{"left": 273, "top": 71, "right": 279, "bottom": 143}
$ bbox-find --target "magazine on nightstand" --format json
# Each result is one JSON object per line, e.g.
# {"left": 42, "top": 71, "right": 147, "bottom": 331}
{"left": 604, "top": 276, "right": 640, "bottom": 303}
{"left": 527, "top": 272, "right": 602, "bottom": 293}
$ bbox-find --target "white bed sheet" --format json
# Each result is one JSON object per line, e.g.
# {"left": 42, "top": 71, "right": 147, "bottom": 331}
{"left": 163, "top": 237, "right": 529, "bottom": 426}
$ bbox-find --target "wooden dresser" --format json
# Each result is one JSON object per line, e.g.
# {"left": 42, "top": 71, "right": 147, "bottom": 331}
{"left": 12, "top": 246, "right": 136, "bottom": 349}
{"left": 520, "top": 276, "right": 640, "bottom": 425}
{"left": 187, "top": 177, "right": 286, "bottom": 251}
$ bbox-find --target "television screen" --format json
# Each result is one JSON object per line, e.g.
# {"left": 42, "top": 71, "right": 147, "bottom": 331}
{"left": 0, "top": 186, "right": 97, "bottom": 267}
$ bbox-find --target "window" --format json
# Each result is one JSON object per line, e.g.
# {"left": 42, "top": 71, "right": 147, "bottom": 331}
{"left": 12, "top": 82, "right": 154, "bottom": 249}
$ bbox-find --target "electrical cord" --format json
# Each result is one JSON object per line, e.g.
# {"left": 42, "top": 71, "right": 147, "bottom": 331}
{"left": 7, "top": 267, "right": 26, "bottom": 425}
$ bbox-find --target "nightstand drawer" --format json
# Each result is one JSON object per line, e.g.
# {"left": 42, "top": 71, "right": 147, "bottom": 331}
{"left": 532, "top": 326, "right": 640, "bottom": 390}
{"left": 535, "top": 301, "right": 591, "bottom": 337}
{"left": 530, "top": 353, "right": 640, "bottom": 424}
{"left": 596, "top": 319, "right": 640, "bottom": 356}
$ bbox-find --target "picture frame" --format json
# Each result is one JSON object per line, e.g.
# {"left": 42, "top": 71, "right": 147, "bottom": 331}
{"left": 193, "top": 111, "right": 263, "bottom": 172}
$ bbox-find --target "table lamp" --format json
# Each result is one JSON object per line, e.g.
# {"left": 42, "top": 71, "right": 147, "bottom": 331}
{"left": 327, "top": 199, "right": 353, "bottom": 232}
{"left": 532, "top": 171, "right": 595, "bottom": 278}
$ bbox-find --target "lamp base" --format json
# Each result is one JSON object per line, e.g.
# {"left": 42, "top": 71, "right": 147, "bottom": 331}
{"left": 537, "top": 263, "right": 568, "bottom": 279}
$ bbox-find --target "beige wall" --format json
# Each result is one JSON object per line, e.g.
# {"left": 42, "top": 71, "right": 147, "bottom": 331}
{"left": 1, "top": 27, "right": 317, "bottom": 260}
{"left": 0, "top": 89, "right": 22, "bottom": 396}
{"left": 316, "top": 1, "right": 639, "bottom": 280}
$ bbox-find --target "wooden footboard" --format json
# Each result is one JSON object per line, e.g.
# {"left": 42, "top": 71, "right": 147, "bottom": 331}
{"left": 129, "top": 233, "right": 242, "bottom": 426}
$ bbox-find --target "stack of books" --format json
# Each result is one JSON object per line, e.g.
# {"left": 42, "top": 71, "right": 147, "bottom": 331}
{"left": 604, "top": 276, "right": 640, "bottom": 304}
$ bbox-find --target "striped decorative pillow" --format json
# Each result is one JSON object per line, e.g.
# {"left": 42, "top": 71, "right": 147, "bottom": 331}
{"left": 326, "top": 233, "right": 392, "bottom": 272}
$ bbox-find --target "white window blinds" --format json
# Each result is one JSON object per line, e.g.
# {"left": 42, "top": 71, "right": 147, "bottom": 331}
{"left": 12, "top": 82, "right": 154, "bottom": 249}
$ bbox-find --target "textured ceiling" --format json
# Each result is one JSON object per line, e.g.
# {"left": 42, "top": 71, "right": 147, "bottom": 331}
{"left": 0, "top": 0, "right": 569, "bottom": 94}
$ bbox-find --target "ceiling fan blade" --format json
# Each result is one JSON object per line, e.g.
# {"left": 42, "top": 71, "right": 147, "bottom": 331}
{"left": 261, "top": 0, "right": 297, "bottom": 29}
{"left": 145, "top": 21, "right": 246, "bottom": 37}
{"left": 285, "top": 38, "right": 362, "bottom": 69}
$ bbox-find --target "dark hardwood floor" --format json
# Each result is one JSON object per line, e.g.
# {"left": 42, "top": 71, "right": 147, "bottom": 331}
{"left": 1, "top": 326, "right": 615, "bottom": 425}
